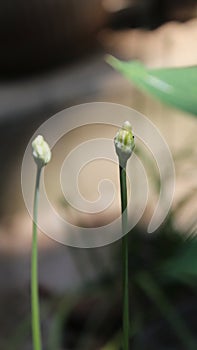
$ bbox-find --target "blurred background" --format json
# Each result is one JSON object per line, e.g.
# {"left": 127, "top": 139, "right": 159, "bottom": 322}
{"left": 0, "top": 0, "right": 197, "bottom": 349}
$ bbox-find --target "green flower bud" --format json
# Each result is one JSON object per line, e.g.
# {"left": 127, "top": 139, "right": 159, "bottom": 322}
{"left": 114, "top": 121, "right": 135, "bottom": 168}
{"left": 32, "top": 135, "right": 51, "bottom": 167}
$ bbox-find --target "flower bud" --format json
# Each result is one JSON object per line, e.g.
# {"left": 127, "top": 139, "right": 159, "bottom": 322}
{"left": 32, "top": 135, "right": 51, "bottom": 167}
{"left": 114, "top": 121, "right": 135, "bottom": 168}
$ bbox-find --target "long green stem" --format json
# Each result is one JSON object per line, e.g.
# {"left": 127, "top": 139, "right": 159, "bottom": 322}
{"left": 119, "top": 165, "right": 129, "bottom": 350}
{"left": 31, "top": 166, "right": 42, "bottom": 350}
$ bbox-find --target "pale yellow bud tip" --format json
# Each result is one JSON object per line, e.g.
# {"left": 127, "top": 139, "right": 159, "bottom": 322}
{"left": 32, "top": 135, "right": 51, "bottom": 167}
{"left": 122, "top": 120, "right": 132, "bottom": 132}
{"left": 114, "top": 121, "right": 135, "bottom": 168}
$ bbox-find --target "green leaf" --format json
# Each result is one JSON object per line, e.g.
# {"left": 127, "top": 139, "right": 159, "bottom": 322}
{"left": 106, "top": 55, "right": 197, "bottom": 116}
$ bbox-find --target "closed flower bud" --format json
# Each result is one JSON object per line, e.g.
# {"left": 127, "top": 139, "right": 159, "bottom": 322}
{"left": 114, "top": 121, "right": 135, "bottom": 168}
{"left": 32, "top": 135, "right": 51, "bottom": 167}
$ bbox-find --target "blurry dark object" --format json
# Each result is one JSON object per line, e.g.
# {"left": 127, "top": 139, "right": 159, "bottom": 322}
{"left": 108, "top": 0, "right": 197, "bottom": 30}
{"left": 137, "top": 299, "right": 197, "bottom": 350}
{"left": 0, "top": 0, "right": 107, "bottom": 78}
{"left": 63, "top": 294, "right": 121, "bottom": 349}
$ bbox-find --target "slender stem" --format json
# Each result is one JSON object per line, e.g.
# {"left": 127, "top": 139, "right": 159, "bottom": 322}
{"left": 119, "top": 165, "right": 129, "bottom": 350}
{"left": 31, "top": 166, "right": 42, "bottom": 350}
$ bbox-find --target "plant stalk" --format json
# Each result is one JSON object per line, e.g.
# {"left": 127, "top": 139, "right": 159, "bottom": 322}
{"left": 119, "top": 165, "right": 129, "bottom": 350}
{"left": 31, "top": 166, "right": 42, "bottom": 350}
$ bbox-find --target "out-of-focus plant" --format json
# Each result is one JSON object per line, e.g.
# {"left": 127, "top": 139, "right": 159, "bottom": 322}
{"left": 106, "top": 56, "right": 197, "bottom": 116}
{"left": 31, "top": 135, "right": 51, "bottom": 350}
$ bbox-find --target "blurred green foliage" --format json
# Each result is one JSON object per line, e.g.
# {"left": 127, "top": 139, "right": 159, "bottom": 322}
{"left": 107, "top": 56, "right": 197, "bottom": 116}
